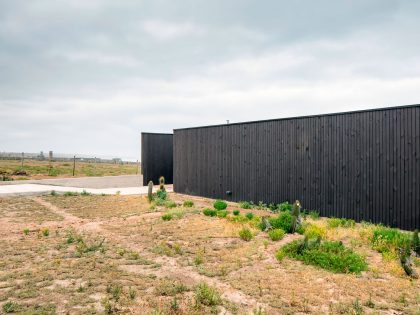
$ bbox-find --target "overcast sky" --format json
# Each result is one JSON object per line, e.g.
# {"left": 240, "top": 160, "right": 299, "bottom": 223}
{"left": 1, "top": 1, "right": 419, "bottom": 160}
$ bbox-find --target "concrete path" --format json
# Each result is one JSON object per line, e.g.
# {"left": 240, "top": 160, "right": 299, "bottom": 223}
{"left": 0, "top": 183, "right": 173, "bottom": 197}
{"left": 0, "top": 175, "right": 142, "bottom": 188}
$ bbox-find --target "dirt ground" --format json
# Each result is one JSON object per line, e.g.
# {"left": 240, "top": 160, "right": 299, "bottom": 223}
{"left": 0, "top": 193, "right": 419, "bottom": 314}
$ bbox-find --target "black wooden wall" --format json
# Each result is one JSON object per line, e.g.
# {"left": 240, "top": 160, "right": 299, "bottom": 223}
{"left": 141, "top": 133, "right": 173, "bottom": 186}
{"left": 173, "top": 105, "right": 420, "bottom": 230}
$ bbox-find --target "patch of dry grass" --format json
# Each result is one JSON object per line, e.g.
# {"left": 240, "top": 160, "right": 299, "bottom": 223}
{"left": 0, "top": 193, "right": 419, "bottom": 314}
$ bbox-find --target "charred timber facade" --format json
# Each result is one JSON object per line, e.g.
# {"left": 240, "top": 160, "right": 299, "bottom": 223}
{"left": 173, "top": 105, "right": 420, "bottom": 230}
{"left": 141, "top": 133, "right": 173, "bottom": 186}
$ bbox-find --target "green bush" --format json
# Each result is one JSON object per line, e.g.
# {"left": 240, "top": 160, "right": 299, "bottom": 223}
{"left": 156, "top": 189, "right": 167, "bottom": 200}
{"left": 304, "top": 224, "right": 326, "bottom": 239}
{"left": 194, "top": 283, "right": 221, "bottom": 306}
{"left": 183, "top": 200, "right": 194, "bottom": 207}
{"left": 217, "top": 210, "right": 228, "bottom": 218}
{"left": 269, "top": 212, "right": 293, "bottom": 233}
{"left": 268, "top": 229, "right": 285, "bottom": 241}
{"left": 277, "top": 239, "right": 367, "bottom": 273}
{"left": 64, "top": 191, "right": 79, "bottom": 196}
{"left": 371, "top": 226, "right": 411, "bottom": 254}
{"left": 233, "top": 209, "right": 240, "bottom": 216}
{"left": 245, "top": 212, "right": 254, "bottom": 220}
{"left": 277, "top": 202, "right": 292, "bottom": 212}
{"left": 203, "top": 208, "right": 217, "bottom": 217}
{"left": 239, "top": 228, "right": 253, "bottom": 241}
{"left": 309, "top": 211, "right": 320, "bottom": 220}
{"left": 162, "top": 213, "right": 173, "bottom": 221}
{"left": 213, "top": 200, "right": 228, "bottom": 210}
{"left": 239, "top": 201, "right": 252, "bottom": 209}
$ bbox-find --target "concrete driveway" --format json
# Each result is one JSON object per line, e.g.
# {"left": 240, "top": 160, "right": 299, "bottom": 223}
{"left": 0, "top": 175, "right": 173, "bottom": 196}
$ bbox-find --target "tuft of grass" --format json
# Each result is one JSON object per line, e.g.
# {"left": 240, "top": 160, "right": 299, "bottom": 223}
{"left": 217, "top": 210, "right": 229, "bottom": 218}
{"left": 23, "top": 228, "right": 30, "bottom": 235}
{"left": 183, "top": 200, "right": 194, "bottom": 207}
{"left": 239, "top": 228, "right": 253, "bottom": 241}
{"left": 165, "top": 201, "right": 177, "bottom": 209}
{"left": 277, "top": 239, "right": 368, "bottom": 273}
{"left": 194, "top": 283, "right": 222, "bottom": 306}
{"left": 233, "top": 209, "right": 240, "bottom": 216}
{"left": 81, "top": 189, "right": 91, "bottom": 196}
{"left": 2, "top": 301, "right": 19, "bottom": 313}
{"left": 213, "top": 200, "right": 228, "bottom": 210}
{"left": 245, "top": 212, "right": 254, "bottom": 220}
{"left": 239, "top": 201, "right": 253, "bottom": 209}
{"left": 162, "top": 213, "right": 173, "bottom": 221}
{"left": 50, "top": 190, "right": 57, "bottom": 196}
{"left": 155, "top": 279, "right": 189, "bottom": 296}
{"left": 327, "top": 217, "right": 356, "bottom": 228}
{"left": 203, "top": 208, "right": 217, "bottom": 217}
{"left": 42, "top": 228, "right": 49, "bottom": 237}
{"left": 268, "top": 228, "right": 285, "bottom": 241}
{"left": 64, "top": 191, "right": 79, "bottom": 196}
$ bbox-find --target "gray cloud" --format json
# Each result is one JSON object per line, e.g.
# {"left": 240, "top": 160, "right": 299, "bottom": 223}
{"left": 1, "top": 0, "right": 419, "bottom": 159}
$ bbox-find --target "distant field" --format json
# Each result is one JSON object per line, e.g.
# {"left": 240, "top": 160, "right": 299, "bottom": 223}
{"left": 0, "top": 159, "right": 139, "bottom": 180}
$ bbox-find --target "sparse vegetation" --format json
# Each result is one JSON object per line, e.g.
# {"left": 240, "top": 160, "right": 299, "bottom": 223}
{"left": 217, "top": 210, "right": 228, "bottom": 218}
{"left": 327, "top": 217, "right": 356, "bottom": 228}
{"left": 239, "top": 201, "right": 253, "bottom": 209}
{"left": 162, "top": 213, "right": 173, "bottom": 221}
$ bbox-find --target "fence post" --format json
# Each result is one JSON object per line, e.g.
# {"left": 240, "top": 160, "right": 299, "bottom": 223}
{"left": 72, "top": 155, "right": 76, "bottom": 176}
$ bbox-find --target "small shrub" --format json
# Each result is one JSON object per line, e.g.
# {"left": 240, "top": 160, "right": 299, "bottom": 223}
{"left": 194, "top": 252, "right": 204, "bottom": 265}
{"left": 277, "top": 239, "right": 368, "bottom": 273}
{"left": 268, "top": 229, "right": 285, "bottom": 241}
{"left": 194, "top": 283, "right": 221, "bottom": 306}
{"left": 304, "top": 224, "right": 326, "bottom": 239}
{"left": 42, "top": 228, "right": 49, "bottom": 237}
{"left": 213, "top": 200, "right": 228, "bottom": 210}
{"left": 23, "top": 228, "right": 30, "bottom": 235}
{"left": 256, "top": 201, "right": 267, "bottom": 210}
{"left": 239, "top": 228, "right": 253, "bottom": 241}
{"left": 2, "top": 301, "right": 19, "bottom": 313}
{"left": 239, "top": 201, "right": 252, "bottom": 209}
{"left": 277, "top": 201, "right": 292, "bottom": 212}
{"left": 217, "top": 210, "right": 228, "bottom": 218}
{"left": 50, "top": 190, "right": 57, "bottom": 196}
{"left": 233, "top": 209, "right": 240, "bottom": 216}
{"left": 162, "top": 213, "right": 173, "bottom": 221}
{"left": 129, "top": 287, "right": 136, "bottom": 300}
{"left": 309, "top": 211, "right": 320, "bottom": 220}
{"left": 156, "top": 189, "right": 167, "bottom": 200}
{"left": 183, "top": 200, "right": 194, "bottom": 207}
{"left": 203, "top": 208, "right": 217, "bottom": 217}
{"left": 245, "top": 212, "right": 254, "bottom": 220}
{"left": 81, "top": 189, "right": 91, "bottom": 196}
{"left": 269, "top": 212, "right": 293, "bottom": 233}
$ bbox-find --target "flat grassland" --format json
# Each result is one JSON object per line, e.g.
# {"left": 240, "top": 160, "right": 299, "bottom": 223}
{"left": 0, "top": 194, "right": 419, "bottom": 314}
{"left": 0, "top": 159, "right": 138, "bottom": 180}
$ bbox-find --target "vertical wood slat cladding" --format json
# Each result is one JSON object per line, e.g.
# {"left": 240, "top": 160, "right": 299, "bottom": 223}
{"left": 173, "top": 105, "right": 420, "bottom": 230}
{"left": 141, "top": 133, "right": 173, "bottom": 186}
